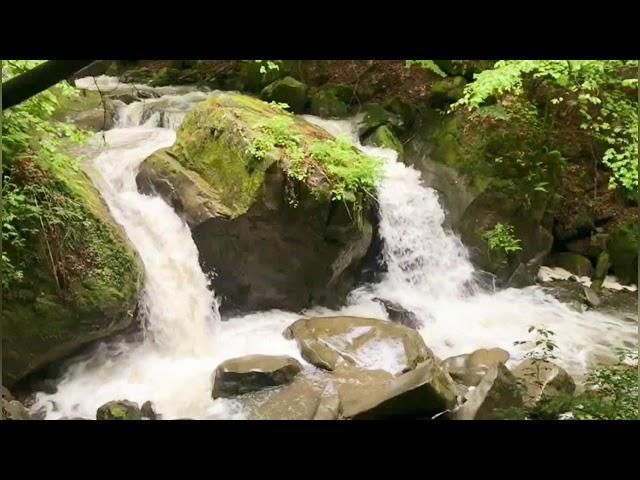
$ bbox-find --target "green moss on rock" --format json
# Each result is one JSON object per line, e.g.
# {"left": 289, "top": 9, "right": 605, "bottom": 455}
{"left": 2, "top": 150, "right": 142, "bottom": 386}
{"left": 260, "top": 76, "right": 309, "bottom": 113}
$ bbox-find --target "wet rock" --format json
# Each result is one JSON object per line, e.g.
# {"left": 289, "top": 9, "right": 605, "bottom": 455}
{"left": 309, "top": 86, "right": 350, "bottom": 118}
{"left": 372, "top": 298, "right": 421, "bottom": 329}
{"left": 608, "top": 224, "right": 638, "bottom": 285}
{"left": 141, "top": 400, "right": 159, "bottom": 420}
{"left": 248, "top": 376, "right": 328, "bottom": 420}
{"left": 591, "top": 251, "right": 611, "bottom": 292}
{"left": 363, "top": 125, "right": 404, "bottom": 154}
{"left": 283, "top": 316, "right": 432, "bottom": 374}
{"left": 506, "top": 262, "right": 536, "bottom": 288}
{"left": 513, "top": 359, "right": 575, "bottom": 406}
{"left": 96, "top": 400, "right": 142, "bottom": 420}
{"left": 456, "top": 191, "right": 553, "bottom": 283}
{"left": 383, "top": 96, "right": 417, "bottom": 130}
{"left": 260, "top": 76, "right": 309, "bottom": 113}
{"left": 442, "top": 347, "right": 510, "bottom": 387}
{"left": 212, "top": 355, "right": 302, "bottom": 399}
{"left": 338, "top": 361, "right": 458, "bottom": 419}
{"left": 357, "top": 104, "right": 404, "bottom": 138}
{"left": 2, "top": 398, "right": 32, "bottom": 420}
{"left": 454, "top": 363, "right": 523, "bottom": 420}
{"left": 582, "top": 285, "right": 601, "bottom": 307}
{"left": 546, "top": 252, "right": 594, "bottom": 278}
{"left": 138, "top": 94, "right": 374, "bottom": 313}
{"left": 1, "top": 385, "right": 15, "bottom": 402}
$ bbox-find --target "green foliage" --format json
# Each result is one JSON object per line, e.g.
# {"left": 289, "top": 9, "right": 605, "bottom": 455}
{"left": 502, "top": 327, "right": 638, "bottom": 420}
{"left": 405, "top": 60, "right": 447, "bottom": 78}
{"left": 452, "top": 60, "right": 638, "bottom": 191}
{"left": 251, "top": 60, "right": 281, "bottom": 75}
{"left": 1, "top": 60, "right": 98, "bottom": 291}
{"left": 483, "top": 222, "right": 522, "bottom": 255}
{"left": 248, "top": 114, "right": 383, "bottom": 204}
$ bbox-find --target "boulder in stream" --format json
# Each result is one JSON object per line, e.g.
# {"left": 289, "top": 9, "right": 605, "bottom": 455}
{"left": 442, "top": 347, "right": 510, "bottom": 387}
{"left": 454, "top": 363, "right": 523, "bottom": 420}
{"left": 372, "top": 298, "right": 422, "bottom": 329}
{"left": 512, "top": 359, "right": 576, "bottom": 406}
{"left": 212, "top": 354, "right": 303, "bottom": 399}
{"left": 96, "top": 400, "right": 142, "bottom": 420}
{"left": 283, "top": 316, "right": 432, "bottom": 373}
{"left": 137, "top": 93, "right": 377, "bottom": 313}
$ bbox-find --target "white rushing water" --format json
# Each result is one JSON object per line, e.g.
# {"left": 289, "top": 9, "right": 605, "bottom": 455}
{"left": 31, "top": 80, "right": 638, "bottom": 419}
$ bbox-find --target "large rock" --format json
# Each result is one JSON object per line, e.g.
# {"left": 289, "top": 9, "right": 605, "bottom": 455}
{"left": 456, "top": 191, "right": 553, "bottom": 282}
{"left": 429, "top": 76, "right": 467, "bottom": 109}
{"left": 512, "top": 359, "right": 575, "bottom": 406}
{"left": 454, "top": 363, "right": 523, "bottom": 420}
{"left": 1, "top": 398, "right": 32, "bottom": 420}
{"left": 545, "top": 252, "right": 594, "bottom": 278}
{"left": 363, "top": 125, "right": 404, "bottom": 154}
{"left": 260, "top": 76, "right": 309, "bottom": 113}
{"left": 248, "top": 376, "right": 336, "bottom": 420}
{"left": 338, "top": 361, "right": 458, "bottom": 419}
{"left": 212, "top": 354, "right": 302, "bottom": 399}
{"left": 96, "top": 400, "right": 142, "bottom": 420}
{"left": 309, "top": 86, "right": 350, "bottom": 118}
{"left": 3, "top": 151, "right": 142, "bottom": 386}
{"left": 137, "top": 93, "right": 374, "bottom": 312}
{"left": 357, "top": 104, "right": 404, "bottom": 139}
{"left": 607, "top": 224, "right": 638, "bottom": 285}
{"left": 283, "top": 316, "right": 432, "bottom": 374}
{"left": 442, "top": 347, "right": 510, "bottom": 387}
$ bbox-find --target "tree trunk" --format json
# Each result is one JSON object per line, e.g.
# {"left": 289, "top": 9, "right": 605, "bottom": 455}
{"left": 2, "top": 60, "right": 95, "bottom": 110}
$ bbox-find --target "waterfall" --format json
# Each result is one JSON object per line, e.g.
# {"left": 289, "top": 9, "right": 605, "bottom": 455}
{"left": 30, "top": 80, "right": 637, "bottom": 420}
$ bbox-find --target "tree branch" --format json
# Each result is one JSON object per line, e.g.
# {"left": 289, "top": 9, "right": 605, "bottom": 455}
{"left": 2, "top": 60, "right": 95, "bottom": 109}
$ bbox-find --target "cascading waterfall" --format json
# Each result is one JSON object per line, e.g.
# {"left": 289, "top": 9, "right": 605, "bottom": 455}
{"left": 31, "top": 78, "right": 637, "bottom": 420}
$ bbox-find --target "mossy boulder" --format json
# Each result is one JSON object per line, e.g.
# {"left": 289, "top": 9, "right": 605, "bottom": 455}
{"left": 357, "top": 104, "right": 404, "bottom": 138}
{"left": 239, "top": 61, "right": 284, "bottom": 93}
{"left": 260, "top": 76, "right": 309, "bottom": 113}
{"left": 2, "top": 152, "right": 142, "bottom": 386}
{"left": 545, "top": 252, "right": 594, "bottom": 278}
{"left": 137, "top": 93, "right": 375, "bottom": 312}
{"left": 607, "top": 224, "right": 638, "bottom": 284}
{"left": 150, "top": 67, "right": 203, "bottom": 87}
{"left": 96, "top": 400, "right": 142, "bottom": 420}
{"left": 52, "top": 90, "right": 117, "bottom": 131}
{"left": 430, "top": 76, "right": 467, "bottom": 109}
{"left": 363, "top": 125, "right": 404, "bottom": 154}
{"left": 309, "top": 86, "right": 350, "bottom": 118}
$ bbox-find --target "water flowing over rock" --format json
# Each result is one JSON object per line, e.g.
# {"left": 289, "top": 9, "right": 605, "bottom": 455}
{"left": 137, "top": 93, "right": 374, "bottom": 312}
{"left": 283, "top": 316, "right": 432, "bottom": 374}
{"left": 372, "top": 298, "right": 422, "bottom": 329}
{"left": 212, "top": 355, "right": 302, "bottom": 399}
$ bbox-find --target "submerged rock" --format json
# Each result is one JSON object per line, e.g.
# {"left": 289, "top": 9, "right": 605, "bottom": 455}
{"left": 442, "top": 347, "right": 510, "bottom": 387}
{"left": 96, "top": 400, "right": 142, "bottom": 420}
{"left": 137, "top": 93, "right": 374, "bottom": 312}
{"left": 512, "top": 359, "right": 575, "bottom": 406}
{"left": 372, "top": 298, "right": 422, "bottom": 329}
{"left": 283, "top": 316, "right": 432, "bottom": 373}
{"left": 454, "top": 363, "right": 523, "bottom": 420}
{"left": 212, "top": 354, "right": 302, "bottom": 399}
